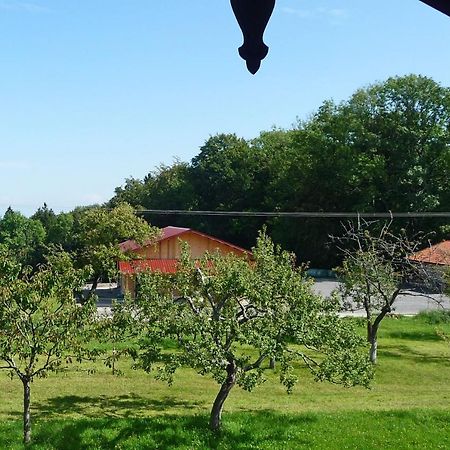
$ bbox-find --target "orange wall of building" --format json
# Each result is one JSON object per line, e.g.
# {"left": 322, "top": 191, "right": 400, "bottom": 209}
{"left": 120, "top": 231, "right": 248, "bottom": 296}
{"left": 132, "top": 231, "right": 246, "bottom": 260}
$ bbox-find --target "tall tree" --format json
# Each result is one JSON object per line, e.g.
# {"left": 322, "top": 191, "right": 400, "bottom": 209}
{"left": 189, "top": 133, "right": 285, "bottom": 248}
{"left": 0, "top": 208, "right": 46, "bottom": 266}
{"left": 272, "top": 75, "right": 450, "bottom": 266}
{"left": 142, "top": 162, "right": 197, "bottom": 229}
{"left": 109, "top": 177, "right": 147, "bottom": 209}
{"left": 74, "top": 203, "right": 159, "bottom": 299}
{"left": 343, "top": 74, "right": 450, "bottom": 214}
{"left": 46, "top": 212, "right": 75, "bottom": 248}
{"left": 32, "top": 205, "right": 75, "bottom": 249}
{"left": 31, "top": 203, "right": 56, "bottom": 232}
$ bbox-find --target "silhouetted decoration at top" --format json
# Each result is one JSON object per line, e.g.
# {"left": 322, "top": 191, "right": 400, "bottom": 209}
{"left": 420, "top": 0, "right": 450, "bottom": 17}
{"left": 230, "top": 0, "right": 449, "bottom": 75}
{"left": 231, "top": 0, "right": 275, "bottom": 74}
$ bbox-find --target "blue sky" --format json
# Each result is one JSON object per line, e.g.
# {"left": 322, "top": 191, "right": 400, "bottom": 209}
{"left": 1, "top": 0, "right": 449, "bottom": 215}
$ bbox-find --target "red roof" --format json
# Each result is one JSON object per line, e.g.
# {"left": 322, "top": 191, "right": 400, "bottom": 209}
{"left": 119, "top": 226, "right": 251, "bottom": 256}
{"left": 119, "top": 259, "right": 179, "bottom": 274}
{"left": 409, "top": 241, "right": 450, "bottom": 266}
{"left": 160, "top": 226, "right": 190, "bottom": 240}
{"left": 119, "top": 240, "right": 142, "bottom": 252}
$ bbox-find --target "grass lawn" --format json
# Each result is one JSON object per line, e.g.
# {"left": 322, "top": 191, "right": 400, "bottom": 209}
{"left": 1, "top": 315, "right": 449, "bottom": 449}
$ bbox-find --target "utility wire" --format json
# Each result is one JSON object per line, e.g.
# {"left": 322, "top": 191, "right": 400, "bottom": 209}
{"left": 135, "top": 209, "right": 450, "bottom": 218}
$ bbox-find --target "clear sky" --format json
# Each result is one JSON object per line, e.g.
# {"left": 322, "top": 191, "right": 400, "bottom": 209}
{"left": 1, "top": 0, "right": 449, "bottom": 216}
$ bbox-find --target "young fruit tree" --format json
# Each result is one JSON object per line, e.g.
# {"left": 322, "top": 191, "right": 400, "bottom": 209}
{"left": 126, "top": 232, "right": 372, "bottom": 431}
{"left": 93, "top": 304, "right": 135, "bottom": 376}
{"left": 335, "top": 220, "right": 443, "bottom": 364}
{"left": 73, "top": 202, "right": 159, "bottom": 301}
{"left": 0, "top": 250, "right": 96, "bottom": 444}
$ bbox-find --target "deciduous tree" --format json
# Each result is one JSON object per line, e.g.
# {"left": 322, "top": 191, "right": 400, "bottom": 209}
{"left": 336, "top": 220, "right": 443, "bottom": 364}
{"left": 0, "top": 250, "right": 96, "bottom": 443}
{"left": 128, "top": 232, "right": 372, "bottom": 431}
{"left": 74, "top": 203, "right": 159, "bottom": 300}
{"left": 0, "top": 208, "right": 46, "bottom": 266}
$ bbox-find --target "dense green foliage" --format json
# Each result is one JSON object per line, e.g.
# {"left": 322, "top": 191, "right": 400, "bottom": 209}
{"left": 417, "top": 309, "right": 450, "bottom": 324}
{"left": 106, "top": 74, "right": 450, "bottom": 267}
{"left": 2, "top": 74, "right": 448, "bottom": 267}
{"left": 122, "top": 232, "right": 372, "bottom": 430}
{"left": 1, "top": 203, "right": 159, "bottom": 290}
{"left": 0, "top": 208, "right": 46, "bottom": 266}
{"left": 72, "top": 203, "right": 159, "bottom": 297}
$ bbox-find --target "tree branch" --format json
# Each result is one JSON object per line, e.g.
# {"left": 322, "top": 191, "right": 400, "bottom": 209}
{"left": 244, "top": 353, "right": 267, "bottom": 372}
{"left": 237, "top": 304, "right": 267, "bottom": 325}
{"left": 179, "top": 296, "right": 200, "bottom": 315}
{"left": 196, "top": 268, "right": 218, "bottom": 317}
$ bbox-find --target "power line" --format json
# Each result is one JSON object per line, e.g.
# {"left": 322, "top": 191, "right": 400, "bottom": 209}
{"left": 135, "top": 209, "right": 450, "bottom": 219}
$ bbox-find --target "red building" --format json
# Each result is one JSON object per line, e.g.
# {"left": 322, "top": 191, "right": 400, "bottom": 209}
{"left": 118, "top": 226, "right": 251, "bottom": 295}
{"left": 409, "top": 241, "right": 450, "bottom": 289}
{"left": 409, "top": 241, "right": 450, "bottom": 266}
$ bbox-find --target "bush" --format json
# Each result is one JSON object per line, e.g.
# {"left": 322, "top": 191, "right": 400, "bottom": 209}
{"left": 416, "top": 309, "right": 450, "bottom": 325}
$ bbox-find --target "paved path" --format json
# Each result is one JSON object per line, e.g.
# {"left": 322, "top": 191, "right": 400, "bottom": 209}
{"left": 313, "top": 279, "right": 450, "bottom": 316}
{"left": 92, "top": 281, "right": 449, "bottom": 317}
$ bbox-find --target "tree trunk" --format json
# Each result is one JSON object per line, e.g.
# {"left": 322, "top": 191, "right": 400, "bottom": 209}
{"left": 269, "top": 357, "right": 275, "bottom": 369}
{"left": 367, "top": 322, "right": 372, "bottom": 343}
{"left": 88, "top": 276, "right": 99, "bottom": 299}
{"left": 112, "top": 347, "right": 117, "bottom": 375}
{"left": 368, "top": 326, "right": 378, "bottom": 365}
{"left": 22, "top": 378, "right": 31, "bottom": 444}
{"left": 210, "top": 361, "right": 237, "bottom": 432}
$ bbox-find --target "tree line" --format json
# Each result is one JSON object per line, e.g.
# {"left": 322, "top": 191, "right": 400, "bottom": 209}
{"left": 1, "top": 74, "right": 449, "bottom": 268}
{"left": 108, "top": 74, "right": 450, "bottom": 267}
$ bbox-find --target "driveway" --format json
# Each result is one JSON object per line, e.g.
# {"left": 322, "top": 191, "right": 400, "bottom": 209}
{"left": 312, "top": 279, "right": 450, "bottom": 316}
{"left": 91, "top": 280, "right": 449, "bottom": 317}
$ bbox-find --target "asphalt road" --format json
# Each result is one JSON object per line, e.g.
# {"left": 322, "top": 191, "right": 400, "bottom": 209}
{"left": 313, "top": 279, "right": 450, "bottom": 316}
{"left": 93, "top": 281, "right": 450, "bottom": 317}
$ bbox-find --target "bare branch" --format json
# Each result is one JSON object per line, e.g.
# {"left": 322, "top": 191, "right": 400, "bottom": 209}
{"left": 237, "top": 302, "right": 267, "bottom": 325}
{"left": 177, "top": 296, "right": 200, "bottom": 315}
{"left": 287, "top": 348, "right": 320, "bottom": 371}
{"left": 196, "top": 268, "right": 218, "bottom": 316}
{"left": 244, "top": 353, "right": 267, "bottom": 372}
{"left": 236, "top": 297, "right": 248, "bottom": 321}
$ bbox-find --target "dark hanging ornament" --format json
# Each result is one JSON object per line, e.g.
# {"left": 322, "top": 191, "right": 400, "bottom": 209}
{"left": 420, "top": 0, "right": 450, "bottom": 17}
{"left": 230, "top": 0, "right": 276, "bottom": 74}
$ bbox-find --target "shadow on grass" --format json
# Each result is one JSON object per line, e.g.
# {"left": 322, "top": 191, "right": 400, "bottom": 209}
{"left": 19, "top": 412, "right": 317, "bottom": 450}
{"left": 3, "top": 410, "right": 450, "bottom": 449}
{"left": 383, "top": 330, "right": 442, "bottom": 342}
{"left": 32, "top": 394, "right": 201, "bottom": 420}
{"left": 380, "top": 345, "right": 450, "bottom": 366}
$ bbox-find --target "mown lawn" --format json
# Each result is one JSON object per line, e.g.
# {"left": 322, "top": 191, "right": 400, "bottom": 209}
{"left": 1, "top": 315, "right": 449, "bottom": 449}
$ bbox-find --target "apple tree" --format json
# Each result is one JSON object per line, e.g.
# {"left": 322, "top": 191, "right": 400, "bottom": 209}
{"left": 127, "top": 231, "right": 372, "bottom": 431}
{"left": 0, "top": 249, "right": 96, "bottom": 443}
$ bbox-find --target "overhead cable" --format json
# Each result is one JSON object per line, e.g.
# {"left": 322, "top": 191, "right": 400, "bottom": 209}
{"left": 135, "top": 210, "right": 450, "bottom": 219}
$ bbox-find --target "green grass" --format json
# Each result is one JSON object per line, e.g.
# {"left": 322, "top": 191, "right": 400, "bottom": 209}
{"left": 1, "top": 410, "right": 449, "bottom": 449}
{"left": 1, "top": 316, "right": 449, "bottom": 448}
{"left": 416, "top": 309, "right": 450, "bottom": 325}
